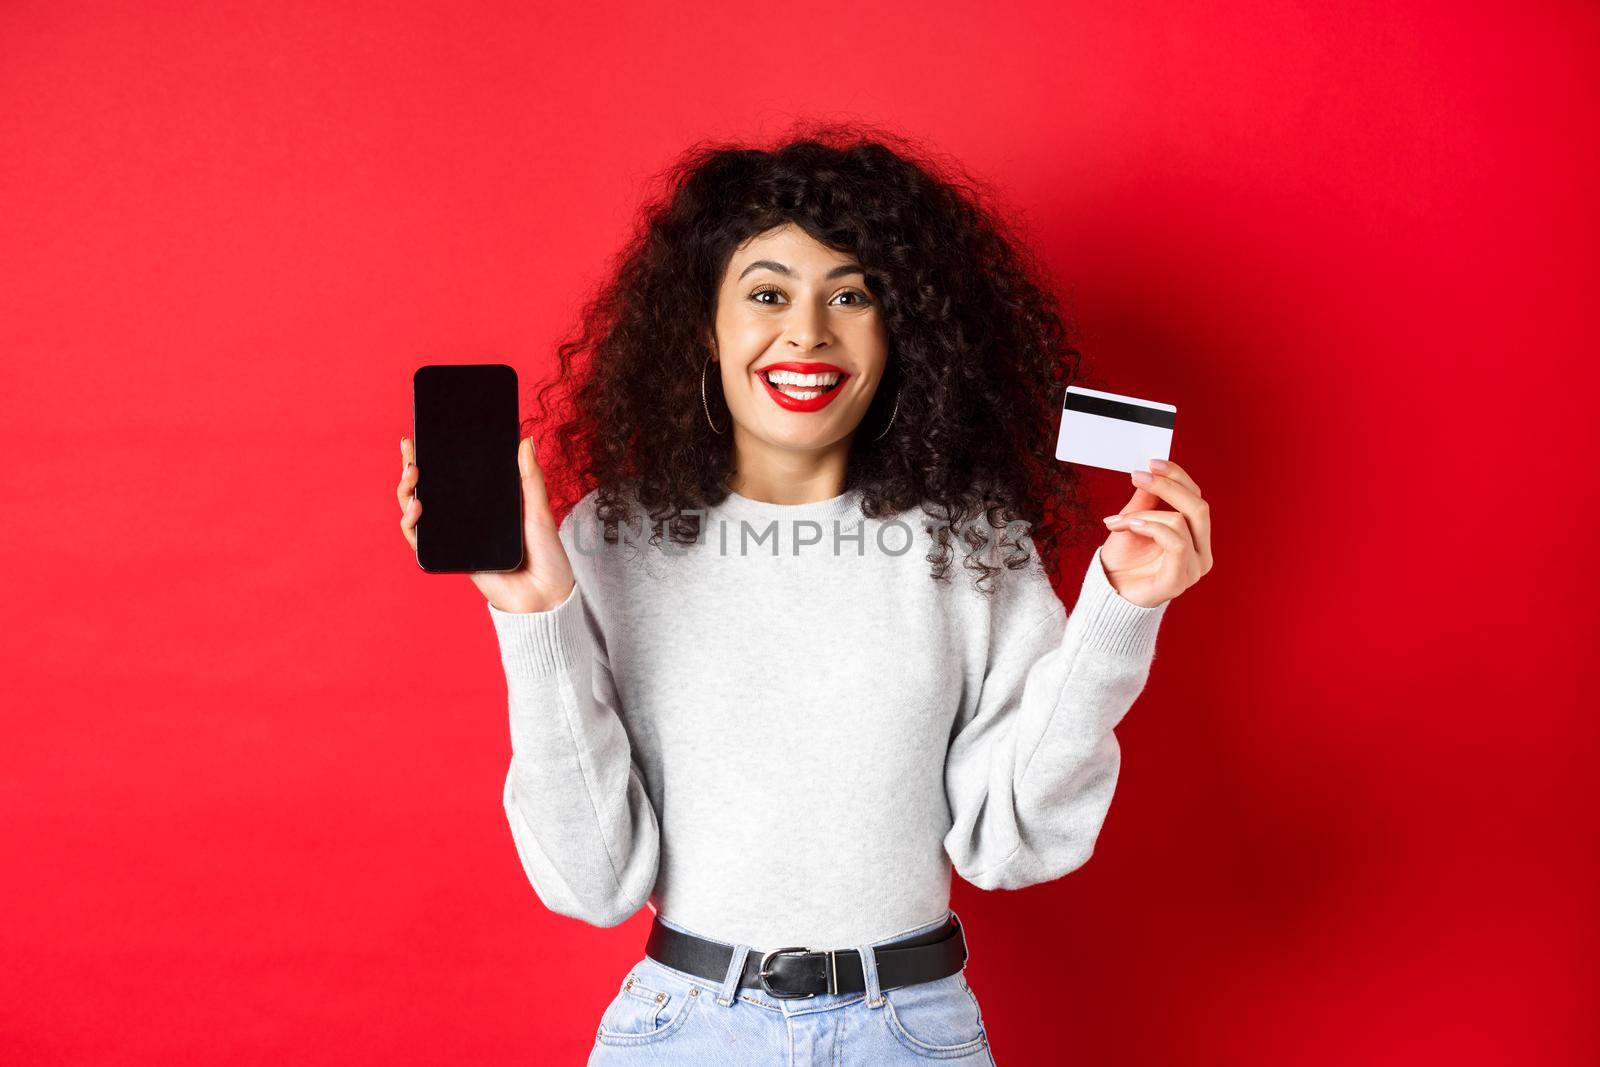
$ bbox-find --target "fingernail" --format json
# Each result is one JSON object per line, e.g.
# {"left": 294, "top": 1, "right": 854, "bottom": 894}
{"left": 1131, "top": 470, "right": 1153, "bottom": 485}
{"left": 1102, "top": 515, "right": 1123, "bottom": 524}
{"left": 1149, "top": 458, "right": 1168, "bottom": 472}
{"left": 1129, "top": 519, "right": 1146, "bottom": 527}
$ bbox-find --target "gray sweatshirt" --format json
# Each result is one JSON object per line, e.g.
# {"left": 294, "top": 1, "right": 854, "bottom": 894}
{"left": 486, "top": 485, "right": 1169, "bottom": 950}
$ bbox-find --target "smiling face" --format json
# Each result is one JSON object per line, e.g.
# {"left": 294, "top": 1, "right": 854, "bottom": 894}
{"left": 709, "top": 223, "right": 890, "bottom": 463}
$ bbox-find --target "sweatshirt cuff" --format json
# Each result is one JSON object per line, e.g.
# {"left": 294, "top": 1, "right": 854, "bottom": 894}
{"left": 1066, "top": 547, "right": 1170, "bottom": 659}
{"left": 486, "top": 582, "right": 589, "bottom": 679}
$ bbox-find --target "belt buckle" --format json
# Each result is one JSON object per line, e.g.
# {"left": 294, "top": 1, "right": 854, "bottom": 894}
{"left": 758, "top": 946, "right": 831, "bottom": 999}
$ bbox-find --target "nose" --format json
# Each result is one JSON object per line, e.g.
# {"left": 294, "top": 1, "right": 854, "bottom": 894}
{"left": 783, "top": 300, "right": 834, "bottom": 351}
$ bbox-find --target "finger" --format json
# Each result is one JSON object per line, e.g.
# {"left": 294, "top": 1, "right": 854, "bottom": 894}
{"left": 401, "top": 496, "right": 420, "bottom": 548}
{"left": 1116, "top": 486, "right": 1164, "bottom": 516}
{"left": 1130, "top": 470, "right": 1202, "bottom": 514}
{"left": 519, "top": 437, "right": 557, "bottom": 531}
{"left": 1104, "top": 509, "right": 1195, "bottom": 554}
{"left": 1109, "top": 513, "right": 1189, "bottom": 558}
{"left": 402, "top": 436, "right": 414, "bottom": 465}
{"left": 397, "top": 459, "right": 418, "bottom": 511}
{"left": 1149, "top": 458, "right": 1200, "bottom": 498}
{"left": 1129, "top": 471, "right": 1209, "bottom": 554}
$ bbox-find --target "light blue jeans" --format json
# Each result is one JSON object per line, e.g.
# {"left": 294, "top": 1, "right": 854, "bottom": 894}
{"left": 587, "top": 908, "right": 996, "bottom": 1065}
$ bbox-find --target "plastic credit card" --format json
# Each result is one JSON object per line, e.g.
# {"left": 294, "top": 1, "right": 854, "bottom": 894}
{"left": 1055, "top": 385, "right": 1177, "bottom": 473}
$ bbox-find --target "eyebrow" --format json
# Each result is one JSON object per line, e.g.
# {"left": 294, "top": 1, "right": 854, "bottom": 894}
{"left": 737, "top": 259, "right": 866, "bottom": 282}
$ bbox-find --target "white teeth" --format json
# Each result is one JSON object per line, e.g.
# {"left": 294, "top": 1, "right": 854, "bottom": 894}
{"left": 763, "top": 368, "right": 841, "bottom": 402}
{"left": 765, "top": 370, "right": 841, "bottom": 387}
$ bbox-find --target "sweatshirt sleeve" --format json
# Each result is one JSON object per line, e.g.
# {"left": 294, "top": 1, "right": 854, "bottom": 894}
{"left": 942, "top": 545, "right": 1169, "bottom": 890}
{"left": 486, "top": 579, "right": 660, "bottom": 927}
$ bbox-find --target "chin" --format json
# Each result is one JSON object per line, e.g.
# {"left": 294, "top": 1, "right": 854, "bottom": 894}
{"left": 746, "top": 418, "right": 855, "bottom": 451}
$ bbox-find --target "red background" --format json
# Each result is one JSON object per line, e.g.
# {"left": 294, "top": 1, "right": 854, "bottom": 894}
{"left": 3, "top": 2, "right": 1594, "bottom": 1063}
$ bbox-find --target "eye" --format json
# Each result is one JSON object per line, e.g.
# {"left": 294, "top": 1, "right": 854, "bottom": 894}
{"left": 747, "top": 287, "right": 873, "bottom": 307}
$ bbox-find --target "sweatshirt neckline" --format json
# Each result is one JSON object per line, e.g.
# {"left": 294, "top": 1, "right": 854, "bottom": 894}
{"left": 712, "top": 486, "right": 861, "bottom": 522}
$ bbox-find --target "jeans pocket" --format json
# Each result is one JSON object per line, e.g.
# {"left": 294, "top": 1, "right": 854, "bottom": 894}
{"left": 594, "top": 958, "right": 702, "bottom": 1047}
{"left": 881, "top": 971, "right": 991, "bottom": 1059}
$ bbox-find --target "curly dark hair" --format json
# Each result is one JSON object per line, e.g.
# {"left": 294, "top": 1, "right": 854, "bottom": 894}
{"left": 526, "top": 119, "right": 1095, "bottom": 595}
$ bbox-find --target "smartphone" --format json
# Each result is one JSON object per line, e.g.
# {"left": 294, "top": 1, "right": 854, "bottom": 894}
{"left": 411, "top": 363, "right": 524, "bottom": 573}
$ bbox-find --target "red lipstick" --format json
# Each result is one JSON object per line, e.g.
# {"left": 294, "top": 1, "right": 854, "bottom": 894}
{"left": 754, "top": 360, "right": 851, "bottom": 413}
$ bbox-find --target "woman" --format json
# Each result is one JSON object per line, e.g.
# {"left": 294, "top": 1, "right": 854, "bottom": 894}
{"left": 396, "top": 124, "right": 1213, "bottom": 1064}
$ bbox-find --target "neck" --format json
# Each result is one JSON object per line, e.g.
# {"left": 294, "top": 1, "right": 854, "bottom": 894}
{"left": 727, "top": 426, "right": 853, "bottom": 504}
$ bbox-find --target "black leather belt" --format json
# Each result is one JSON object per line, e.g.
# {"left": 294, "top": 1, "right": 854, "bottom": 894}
{"left": 644, "top": 912, "right": 968, "bottom": 1000}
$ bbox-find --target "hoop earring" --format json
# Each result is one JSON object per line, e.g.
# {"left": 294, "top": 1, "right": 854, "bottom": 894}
{"left": 870, "top": 385, "right": 901, "bottom": 441}
{"left": 701, "top": 354, "right": 727, "bottom": 434}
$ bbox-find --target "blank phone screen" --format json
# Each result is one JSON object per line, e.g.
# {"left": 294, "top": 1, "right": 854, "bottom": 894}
{"left": 412, "top": 363, "right": 523, "bottom": 573}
